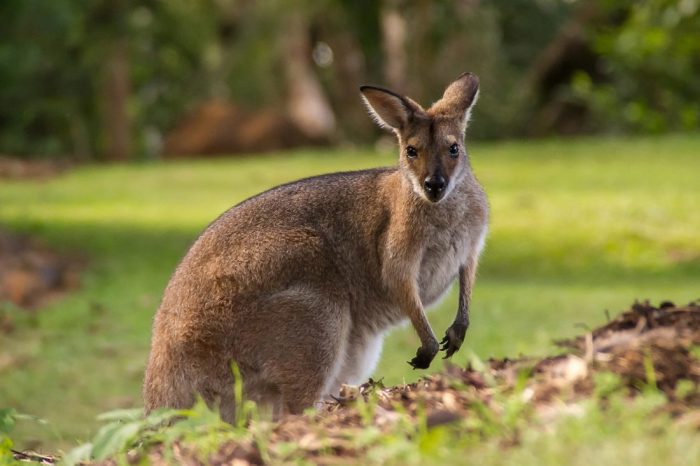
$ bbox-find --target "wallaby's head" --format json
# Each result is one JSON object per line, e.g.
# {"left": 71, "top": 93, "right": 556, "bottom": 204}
{"left": 360, "top": 73, "right": 479, "bottom": 203}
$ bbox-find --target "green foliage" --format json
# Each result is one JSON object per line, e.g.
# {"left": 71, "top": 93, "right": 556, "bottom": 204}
{"left": 63, "top": 401, "right": 241, "bottom": 466}
{"left": 570, "top": 0, "right": 700, "bottom": 133}
{"left": 0, "top": 409, "right": 18, "bottom": 465}
{"left": 0, "top": 409, "right": 47, "bottom": 466}
{"left": 0, "top": 0, "right": 90, "bottom": 157}
{"left": 592, "top": 372, "right": 624, "bottom": 399}
{"left": 0, "top": 0, "right": 219, "bottom": 159}
{"left": 63, "top": 364, "right": 266, "bottom": 464}
{"left": 230, "top": 363, "right": 260, "bottom": 429}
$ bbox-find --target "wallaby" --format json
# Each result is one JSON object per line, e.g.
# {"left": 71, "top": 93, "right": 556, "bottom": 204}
{"left": 144, "top": 72, "right": 489, "bottom": 421}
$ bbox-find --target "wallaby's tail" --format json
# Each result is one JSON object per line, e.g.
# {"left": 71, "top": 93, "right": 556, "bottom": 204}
{"left": 143, "top": 336, "right": 195, "bottom": 414}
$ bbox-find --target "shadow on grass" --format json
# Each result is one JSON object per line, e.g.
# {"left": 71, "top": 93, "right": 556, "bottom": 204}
{"left": 6, "top": 217, "right": 700, "bottom": 298}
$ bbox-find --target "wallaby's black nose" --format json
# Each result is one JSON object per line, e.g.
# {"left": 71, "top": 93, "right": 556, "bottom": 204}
{"left": 424, "top": 175, "right": 446, "bottom": 195}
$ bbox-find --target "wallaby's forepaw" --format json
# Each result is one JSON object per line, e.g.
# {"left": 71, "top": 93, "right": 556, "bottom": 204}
{"left": 408, "top": 344, "right": 438, "bottom": 369}
{"left": 440, "top": 322, "right": 467, "bottom": 359}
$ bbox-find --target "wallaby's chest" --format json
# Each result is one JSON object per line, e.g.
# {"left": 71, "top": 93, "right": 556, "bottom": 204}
{"left": 418, "top": 226, "right": 472, "bottom": 306}
{"left": 417, "top": 203, "right": 484, "bottom": 306}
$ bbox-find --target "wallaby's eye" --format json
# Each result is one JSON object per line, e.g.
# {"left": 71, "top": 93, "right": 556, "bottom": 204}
{"left": 449, "top": 143, "right": 460, "bottom": 158}
{"left": 406, "top": 146, "right": 418, "bottom": 158}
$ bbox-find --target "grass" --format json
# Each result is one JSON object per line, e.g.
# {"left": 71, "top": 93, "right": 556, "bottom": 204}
{"left": 12, "top": 368, "right": 698, "bottom": 465}
{"left": 0, "top": 134, "right": 699, "bottom": 453}
{"left": 420, "top": 392, "right": 700, "bottom": 466}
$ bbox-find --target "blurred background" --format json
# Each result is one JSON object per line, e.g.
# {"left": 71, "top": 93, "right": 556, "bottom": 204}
{"left": 2, "top": 0, "right": 699, "bottom": 160}
{"left": 1, "top": 0, "right": 699, "bottom": 453}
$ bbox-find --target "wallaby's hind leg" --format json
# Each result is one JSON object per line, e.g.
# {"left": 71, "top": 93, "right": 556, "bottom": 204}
{"left": 235, "top": 285, "right": 351, "bottom": 416}
{"left": 145, "top": 296, "right": 349, "bottom": 421}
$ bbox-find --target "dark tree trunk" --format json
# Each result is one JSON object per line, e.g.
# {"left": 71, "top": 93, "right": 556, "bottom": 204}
{"left": 525, "top": 2, "right": 601, "bottom": 135}
{"left": 101, "top": 38, "right": 131, "bottom": 161}
{"left": 283, "top": 13, "right": 336, "bottom": 141}
{"left": 381, "top": 0, "right": 407, "bottom": 91}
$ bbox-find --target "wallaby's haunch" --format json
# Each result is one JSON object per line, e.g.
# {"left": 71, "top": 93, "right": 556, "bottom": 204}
{"left": 144, "top": 72, "right": 489, "bottom": 421}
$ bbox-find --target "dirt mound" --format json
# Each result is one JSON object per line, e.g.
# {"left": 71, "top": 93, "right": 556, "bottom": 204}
{"left": 554, "top": 300, "right": 700, "bottom": 394}
{"left": 162, "top": 101, "right": 328, "bottom": 158}
{"left": 0, "top": 156, "right": 70, "bottom": 180}
{"left": 0, "top": 229, "right": 82, "bottom": 313}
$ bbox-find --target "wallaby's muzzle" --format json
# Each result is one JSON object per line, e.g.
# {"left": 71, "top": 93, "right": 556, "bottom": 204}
{"left": 423, "top": 174, "right": 447, "bottom": 202}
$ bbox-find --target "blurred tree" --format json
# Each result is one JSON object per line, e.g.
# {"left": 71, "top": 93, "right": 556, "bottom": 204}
{"left": 381, "top": 0, "right": 407, "bottom": 91}
{"left": 283, "top": 11, "right": 337, "bottom": 141}
{"left": 394, "top": 0, "right": 574, "bottom": 138}
{"left": 89, "top": 0, "right": 132, "bottom": 161}
{"left": 569, "top": 0, "right": 700, "bottom": 133}
{"left": 2, "top": 0, "right": 695, "bottom": 160}
{"left": 0, "top": 0, "right": 93, "bottom": 158}
{"left": 524, "top": 0, "right": 601, "bottom": 135}
{"left": 128, "top": 0, "right": 219, "bottom": 157}
{"left": 0, "top": 0, "right": 219, "bottom": 160}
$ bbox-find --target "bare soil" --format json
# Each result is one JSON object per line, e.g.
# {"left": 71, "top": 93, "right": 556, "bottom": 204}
{"left": 162, "top": 101, "right": 329, "bottom": 158}
{"left": 0, "top": 229, "right": 82, "bottom": 314}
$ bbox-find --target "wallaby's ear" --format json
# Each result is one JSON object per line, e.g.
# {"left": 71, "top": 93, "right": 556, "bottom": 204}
{"left": 360, "top": 86, "right": 422, "bottom": 131}
{"left": 432, "top": 72, "right": 480, "bottom": 132}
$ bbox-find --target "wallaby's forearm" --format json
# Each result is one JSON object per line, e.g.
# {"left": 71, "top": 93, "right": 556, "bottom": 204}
{"left": 456, "top": 264, "right": 473, "bottom": 329}
{"left": 441, "top": 260, "right": 477, "bottom": 358}
{"left": 382, "top": 252, "right": 439, "bottom": 369}
{"left": 397, "top": 280, "right": 439, "bottom": 369}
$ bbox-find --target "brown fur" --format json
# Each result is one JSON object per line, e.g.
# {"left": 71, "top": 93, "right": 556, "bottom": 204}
{"left": 143, "top": 73, "right": 489, "bottom": 421}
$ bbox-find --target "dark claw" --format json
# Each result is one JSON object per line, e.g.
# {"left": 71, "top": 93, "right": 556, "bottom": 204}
{"left": 408, "top": 344, "right": 437, "bottom": 369}
{"left": 440, "top": 322, "right": 467, "bottom": 359}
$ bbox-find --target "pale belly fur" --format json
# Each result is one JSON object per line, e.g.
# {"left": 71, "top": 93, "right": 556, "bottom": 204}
{"left": 328, "top": 225, "right": 487, "bottom": 395}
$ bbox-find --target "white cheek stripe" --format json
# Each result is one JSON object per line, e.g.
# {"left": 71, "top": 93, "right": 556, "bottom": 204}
{"left": 407, "top": 171, "right": 428, "bottom": 201}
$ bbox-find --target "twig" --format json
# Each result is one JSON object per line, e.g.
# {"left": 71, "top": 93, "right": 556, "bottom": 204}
{"left": 11, "top": 449, "right": 57, "bottom": 465}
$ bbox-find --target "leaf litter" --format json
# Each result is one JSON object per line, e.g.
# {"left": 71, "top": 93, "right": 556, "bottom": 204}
{"left": 13, "top": 300, "right": 700, "bottom": 465}
{"left": 0, "top": 228, "right": 83, "bottom": 313}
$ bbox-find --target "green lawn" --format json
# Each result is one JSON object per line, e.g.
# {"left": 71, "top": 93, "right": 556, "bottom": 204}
{"left": 1, "top": 135, "right": 699, "bottom": 453}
